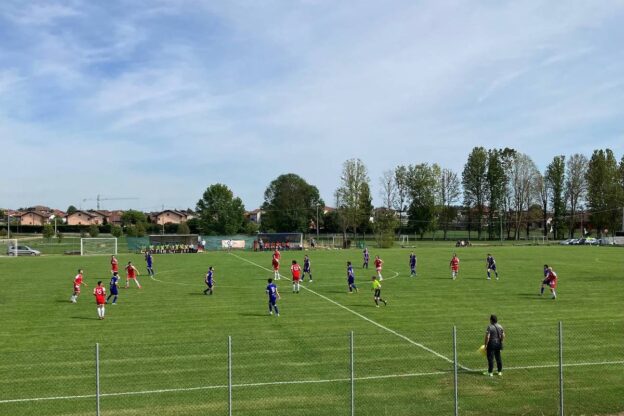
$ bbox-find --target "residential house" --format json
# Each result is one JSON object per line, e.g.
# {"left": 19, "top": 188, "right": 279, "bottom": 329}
{"left": 66, "top": 210, "right": 102, "bottom": 226}
{"left": 153, "top": 210, "right": 188, "bottom": 225}
{"left": 18, "top": 211, "right": 48, "bottom": 226}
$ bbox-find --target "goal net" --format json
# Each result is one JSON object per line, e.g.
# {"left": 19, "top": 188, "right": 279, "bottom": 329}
{"left": 257, "top": 233, "right": 304, "bottom": 250}
{"left": 0, "top": 239, "right": 18, "bottom": 256}
{"left": 81, "top": 238, "right": 118, "bottom": 256}
{"left": 399, "top": 235, "right": 409, "bottom": 244}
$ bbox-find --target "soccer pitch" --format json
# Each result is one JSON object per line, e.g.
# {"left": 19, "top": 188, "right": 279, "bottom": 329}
{"left": 1, "top": 245, "right": 623, "bottom": 415}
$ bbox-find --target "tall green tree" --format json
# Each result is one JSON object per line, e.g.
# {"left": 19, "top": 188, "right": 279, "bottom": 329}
{"left": 438, "top": 168, "right": 461, "bottom": 240}
{"left": 406, "top": 163, "right": 440, "bottom": 238}
{"left": 546, "top": 155, "right": 566, "bottom": 239}
{"left": 462, "top": 147, "right": 489, "bottom": 239}
{"left": 509, "top": 153, "right": 538, "bottom": 240}
{"left": 121, "top": 210, "right": 147, "bottom": 226}
{"left": 372, "top": 208, "right": 399, "bottom": 248}
{"left": 394, "top": 165, "right": 410, "bottom": 234}
{"left": 565, "top": 154, "right": 589, "bottom": 238}
{"left": 262, "top": 174, "right": 323, "bottom": 233}
{"left": 177, "top": 222, "right": 191, "bottom": 235}
{"left": 66, "top": 205, "right": 77, "bottom": 215}
{"left": 358, "top": 182, "right": 374, "bottom": 234}
{"left": 336, "top": 159, "right": 371, "bottom": 238}
{"left": 196, "top": 184, "right": 246, "bottom": 235}
{"left": 533, "top": 171, "right": 549, "bottom": 238}
{"left": 586, "top": 149, "right": 622, "bottom": 236}
{"left": 486, "top": 149, "right": 506, "bottom": 239}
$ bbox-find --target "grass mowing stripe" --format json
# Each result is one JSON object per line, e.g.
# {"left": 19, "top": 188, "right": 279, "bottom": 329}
{"left": 3, "top": 360, "right": 622, "bottom": 404}
{"left": 229, "top": 252, "right": 474, "bottom": 371}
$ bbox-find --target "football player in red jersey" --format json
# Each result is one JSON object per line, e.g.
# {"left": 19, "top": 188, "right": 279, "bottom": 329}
{"left": 70, "top": 269, "right": 87, "bottom": 303}
{"left": 93, "top": 281, "right": 107, "bottom": 320}
{"left": 125, "top": 261, "right": 141, "bottom": 288}
{"left": 111, "top": 255, "right": 119, "bottom": 274}
{"left": 450, "top": 253, "right": 460, "bottom": 280}
{"left": 272, "top": 249, "right": 281, "bottom": 280}
{"left": 291, "top": 260, "right": 302, "bottom": 293}
{"left": 374, "top": 256, "right": 384, "bottom": 281}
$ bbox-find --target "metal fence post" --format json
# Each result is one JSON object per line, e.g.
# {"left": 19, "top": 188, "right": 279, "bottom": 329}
{"left": 350, "top": 331, "right": 355, "bottom": 416}
{"left": 95, "top": 343, "right": 100, "bottom": 416}
{"left": 453, "top": 326, "right": 458, "bottom": 416}
{"left": 228, "top": 335, "right": 233, "bottom": 416}
{"left": 558, "top": 322, "right": 564, "bottom": 416}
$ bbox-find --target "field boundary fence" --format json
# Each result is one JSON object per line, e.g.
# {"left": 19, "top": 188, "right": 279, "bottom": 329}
{"left": 1, "top": 322, "right": 622, "bottom": 415}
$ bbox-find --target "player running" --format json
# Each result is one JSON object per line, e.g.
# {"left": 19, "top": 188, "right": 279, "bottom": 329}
{"left": 540, "top": 265, "right": 558, "bottom": 299}
{"left": 111, "top": 255, "right": 118, "bottom": 274}
{"left": 125, "top": 261, "right": 141, "bottom": 289}
{"left": 70, "top": 269, "right": 87, "bottom": 303}
{"left": 363, "top": 248, "right": 370, "bottom": 269}
{"left": 107, "top": 272, "right": 120, "bottom": 305}
{"left": 374, "top": 255, "right": 384, "bottom": 281}
{"left": 272, "top": 249, "right": 281, "bottom": 280}
{"left": 450, "top": 253, "right": 460, "bottom": 280}
{"left": 486, "top": 254, "right": 499, "bottom": 280}
{"left": 94, "top": 281, "right": 106, "bottom": 320}
{"left": 203, "top": 266, "right": 215, "bottom": 295}
{"left": 145, "top": 251, "right": 154, "bottom": 276}
{"left": 409, "top": 252, "right": 417, "bottom": 277}
{"left": 347, "top": 261, "right": 358, "bottom": 293}
{"left": 302, "top": 255, "right": 313, "bottom": 282}
{"left": 371, "top": 276, "right": 387, "bottom": 307}
{"left": 266, "top": 278, "right": 281, "bottom": 316}
{"left": 291, "top": 260, "right": 302, "bottom": 293}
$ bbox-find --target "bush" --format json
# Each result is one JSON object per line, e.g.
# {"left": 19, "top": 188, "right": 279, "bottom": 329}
{"left": 88, "top": 224, "right": 100, "bottom": 237}
{"left": 111, "top": 225, "right": 123, "bottom": 238}
{"left": 42, "top": 224, "right": 55, "bottom": 241}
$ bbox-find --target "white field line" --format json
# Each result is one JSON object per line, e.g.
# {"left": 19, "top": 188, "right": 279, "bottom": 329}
{"left": 230, "top": 253, "right": 473, "bottom": 371}
{"left": 2, "top": 360, "right": 622, "bottom": 404}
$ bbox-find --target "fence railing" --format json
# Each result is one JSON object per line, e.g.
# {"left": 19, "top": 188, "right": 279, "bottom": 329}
{"left": 1, "top": 321, "right": 622, "bottom": 415}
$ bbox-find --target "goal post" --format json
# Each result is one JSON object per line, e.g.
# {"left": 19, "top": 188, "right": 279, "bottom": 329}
{"left": 80, "top": 238, "right": 118, "bottom": 256}
{"left": 0, "top": 239, "right": 18, "bottom": 256}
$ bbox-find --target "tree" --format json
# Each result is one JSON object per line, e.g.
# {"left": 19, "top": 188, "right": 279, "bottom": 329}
{"left": 335, "top": 159, "right": 371, "bottom": 238}
{"left": 88, "top": 224, "right": 100, "bottom": 237}
{"left": 509, "top": 153, "right": 538, "bottom": 240}
{"left": 177, "top": 222, "right": 190, "bottom": 235}
{"left": 438, "top": 168, "right": 461, "bottom": 240}
{"left": 43, "top": 223, "right": 54, "bottom": 241}
{"left": 462, "top": 147, "right": 489, "bottom": 239}
{"left": 66, "top": 205, "right": 77, "bottom": 215}
{"left": 533, "top": 171, "right": 550, "bottom": 238}
{"left": 379, "top": 170, "right": 397, "bottom": 209}
{"left": 372, "top": 208, "right": 399, "bottom": 248}
{"left": 111, "top": 225, "right": 123, "bottom": 238}
{"left": 546, "top": 156, "right": 566, "bottom": 239}
{"left": 565, "top": 154, "right": 589, "bottom": 238}
{"left": 586, "top": 149, "right": 622, "bottom": 236}
{"left": 121, "top": 210, "right": 147, "bottom": 226}
{"left": 56, "top": 232, "right": 64, "bottom": 243}
{"left": 262, "top": 174, "right": 323, "bottom": 233}
{"left": 406, "top": 163, "right": 440, "bottom": 238}
{"left": 196, "top": 184, "right": 246, "bottom": 235}
{"left": 394, "top": 165, "right": 411, "bottom": 234}
{"left": 358, "top": 182, "right": 374, "bottom": 234}
{"left": 486, "top": 149, "right": 506, "bottom": 239}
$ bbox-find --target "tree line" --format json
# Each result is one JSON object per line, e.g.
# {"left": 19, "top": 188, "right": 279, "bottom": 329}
{"left": 194, "top": 148, "right": 624, "bottom": 241}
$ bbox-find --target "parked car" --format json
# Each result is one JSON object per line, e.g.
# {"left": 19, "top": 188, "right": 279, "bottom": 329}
{"left": 559, "top": 239, "right": 575, "bottom": 245}
{"left": 7, "top": 245, "right": 41, "bottom": 256}
{"left": 597, "top": 238, "right": 615, "bottom": 245}
{"left": 578, "top": 237, "right": 598, "bottom": 245}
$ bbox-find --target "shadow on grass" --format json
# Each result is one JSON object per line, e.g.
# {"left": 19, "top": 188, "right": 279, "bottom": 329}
{"left": 70, "top": 316, "right": 99, "bottom": 320}
{"left": 238, "top": 312, "right": 270, "bottom": 317}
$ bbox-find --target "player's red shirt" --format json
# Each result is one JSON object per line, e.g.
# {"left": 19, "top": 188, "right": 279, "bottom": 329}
{"left": 450, "top": 257, "right": 460, "bottom": 270}
{"left": 272, "top": 258, "right": 280, "bottom": 270}
{"left": 111, "top": 257, "right": 118, "bottom": 272}
{"left": 547, "top": 270, "right": 558, "bottom": 288}
{"left": 74, "top": 274, "right": 83, "bottom": 286}
{"left": 273, "top": 250, "right": 281, "bottom": 261}
{"left": 126, "top": 265, "right": 136, "bottom": 278}
{"left": 374, "top": 258, "right": 383, "bottom": 269}
{"left": 291, "top": 264, "right": 302, "bottom": 280}
{"left": 93, "top": 286, "right": 106, "bottom": 304}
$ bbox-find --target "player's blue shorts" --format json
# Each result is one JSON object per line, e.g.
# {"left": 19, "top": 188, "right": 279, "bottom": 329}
{"left": 304, "top": 266, "right": 310, "bottom": 273}
{"left": 206, "top": 281, "right": 213, "bottom": 288}
{"left": 110, "top": 287, "right": 118, "bottom": 295}
{"left": 268, "top": 296, "right": 277, "bottom": 306}
{"left": 488, "top": 264, "right": 496, "bottom": 270}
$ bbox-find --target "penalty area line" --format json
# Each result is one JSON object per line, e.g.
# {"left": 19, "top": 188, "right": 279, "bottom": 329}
{"left": 229, "top": 253, "right": 473, "bottom": 371}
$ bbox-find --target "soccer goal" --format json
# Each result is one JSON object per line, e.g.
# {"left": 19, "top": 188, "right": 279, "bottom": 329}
{"left": 257, "top": 233, "right": 304, "bottom": 250}
{"left": 0, "top": 239, "right": 18, "bottom": 256}
{"left": 80, "top": 238, "right": 118, "bottom": 256}
{"left": 399, "top": 235, "right": 409, "bottom": 244}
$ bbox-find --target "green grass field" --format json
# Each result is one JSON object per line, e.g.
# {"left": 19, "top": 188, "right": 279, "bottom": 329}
{"left": 1, "top": 245, "right": 623, "bottom": 415}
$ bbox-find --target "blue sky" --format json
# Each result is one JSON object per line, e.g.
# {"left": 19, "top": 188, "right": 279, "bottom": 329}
{"left": 1, "top": 0, "right": 623, "bottom": 212}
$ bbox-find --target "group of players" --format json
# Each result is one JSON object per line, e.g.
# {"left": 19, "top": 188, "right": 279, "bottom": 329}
{"left": 70, "top": 253, "right": 155, "bottom": 320}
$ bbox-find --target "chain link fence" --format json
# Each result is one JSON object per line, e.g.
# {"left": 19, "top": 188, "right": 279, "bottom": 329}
{"left": 1, "top": 322, "right": 622, "bottom": 415}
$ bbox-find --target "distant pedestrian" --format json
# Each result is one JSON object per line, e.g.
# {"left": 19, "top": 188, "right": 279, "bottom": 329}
{"left": 483, "top": 314, "right": 505, "bottom": 377}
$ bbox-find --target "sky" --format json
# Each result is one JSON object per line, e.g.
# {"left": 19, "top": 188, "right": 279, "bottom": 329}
{"left": 1, "top": 0, "right": 623, "bottom": 212}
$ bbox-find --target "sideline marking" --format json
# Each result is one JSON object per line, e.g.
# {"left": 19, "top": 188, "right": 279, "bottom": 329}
{"left": 230, "top": 253, "right": 470, "bottom": 370}
{"left": 2, "top": 360, "right": 621, "bottom": 404}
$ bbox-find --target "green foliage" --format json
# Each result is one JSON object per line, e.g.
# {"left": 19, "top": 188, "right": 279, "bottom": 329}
{"left": 0, "top": 208, "right": 5, "bottom": 219}
{"left": 372, "top": 208, "right": 398, "bottom": 248}
{"left": 121, "top": 210, "right": 147, "bottom": 226}
{"left": 486, "top": 149, "right": 506, "bottom": 239}
{"left": 176, "top": 222, "right": 191, "bottom": 235}
{"left": 79, "top": 227, "right": 88, "bottom": 238}
{"left": 546, "top": 155, "right": 566, "bottom": 239}
{"left": 42, "top": 223, "right": 55, "bottom": 241}
{"left": 111, "top": 225, "right": 123, "bottom": 238}
{"left": 406, "top": 163, "right": 440, "bottom": 237}
{"left": 243, "top": 220, "right": 259, "bottom": 235}
{"left": 261, "top": 173, "right": 323, "bottom": 232}
{"left": 125, "top": 223, "right": 146, "bottom": 237}
{"left": 56, "top": 232, "right": 64, "bottom": 243}
{"left": 462, "top": 147, "right": 488, "bottom": 239}
{"left": 358, "top": 182, "right": 374, "bottom": 234}
{"left": 66, "top": 205, "right": 77, "bottom": 215}
{"left": 88, "top": 224, "right": 100, "bottom": 237}
{"left": 586, "top": 149, "right": 622, "bottom": 236}
{"left": 196, "top": 184, "right": 246, "bottom": 235}
{"left": 335, "top": 158, "right": 371, "bottom": 237}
